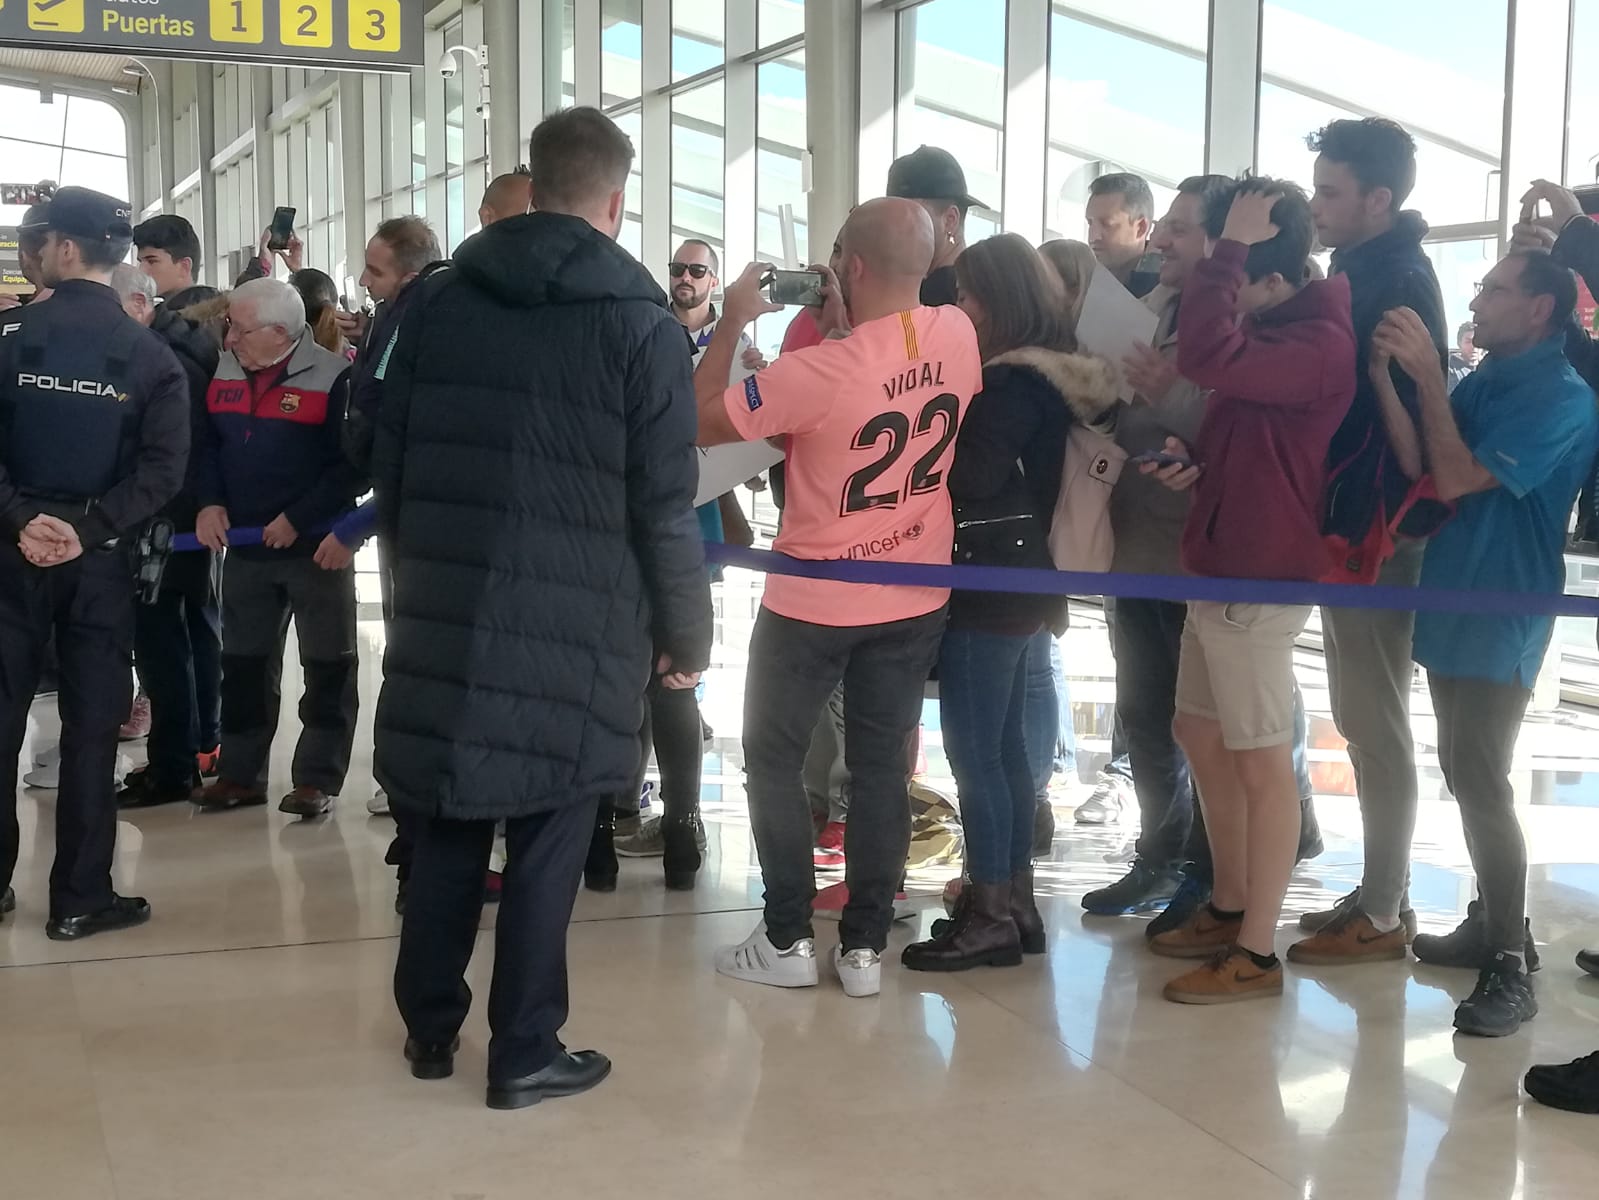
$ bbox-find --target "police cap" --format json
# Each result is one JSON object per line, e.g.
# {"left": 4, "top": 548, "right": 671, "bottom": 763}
{"left": 24, "top": 186, "right": 134, "bottom": 243}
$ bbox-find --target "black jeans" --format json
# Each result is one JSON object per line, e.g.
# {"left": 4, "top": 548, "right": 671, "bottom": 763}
{"left": 394, "top": 798, "right": 597, "bottom": 1082}
{"left": 218, "top": 553, "right": 358, "bottom": 793}
{"left": 1114, "top": 597, "right": 1197, "bottom": 868}
{"left": 1429, "top": 672, "right": 1533, "bottom": 957}
{"left": 0, "top": 543, "right": 135, "bottom": 919}
{"left": 135, "top": 584, "right": 222, "bottom": 788}
{"left": 743, "top": 605, "right": 945, "bottom": 954}
{"left": 610, "top": 679, "right": 704, "bottom": 820}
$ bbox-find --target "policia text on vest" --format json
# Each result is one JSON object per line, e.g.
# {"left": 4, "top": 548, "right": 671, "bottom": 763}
{"left": 0, "top": 276, "right": 190, "bottom": 930}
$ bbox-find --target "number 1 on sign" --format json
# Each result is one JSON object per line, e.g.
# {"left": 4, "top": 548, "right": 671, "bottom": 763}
{"left": 348, "top": 0, "right": 401, "bottom": 52}
{"left": 209, "top": 0, "right": 264, "bottom": 43}
{"left": 280, "top": 0, "right": 332, "bottom": 47}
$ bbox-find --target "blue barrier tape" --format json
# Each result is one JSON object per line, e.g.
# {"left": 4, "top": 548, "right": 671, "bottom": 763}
{"left": 703, "top": 543, "right": 1599, "bottom": 620}
{"left": 173, "top": 526, "right": 1599, "bottom": 619}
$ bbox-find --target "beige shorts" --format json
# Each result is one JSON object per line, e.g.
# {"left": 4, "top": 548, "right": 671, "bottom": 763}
{"left": 1175, "top": 601, "right": 1311, "bottom": 751}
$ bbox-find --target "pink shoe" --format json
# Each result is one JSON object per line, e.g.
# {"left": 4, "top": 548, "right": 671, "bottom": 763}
{"left": 118, "top": 691, "right": 152, "bottom": 741}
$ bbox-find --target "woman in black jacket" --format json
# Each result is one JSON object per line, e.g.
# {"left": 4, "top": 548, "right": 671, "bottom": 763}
{"left": 903, "top": 234, "right": 1116, "bottom": 972}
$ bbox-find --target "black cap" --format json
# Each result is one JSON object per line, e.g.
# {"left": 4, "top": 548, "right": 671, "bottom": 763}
{"left": 23, "top": 186, "right": 134, "bottom": 242}
{"left": 886, "top": 146, "right": 988, "bottom": 211}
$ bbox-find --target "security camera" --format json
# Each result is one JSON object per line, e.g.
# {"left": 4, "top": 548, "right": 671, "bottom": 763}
{"left": 437, "top": 51, "right": 458, "bottom": 79}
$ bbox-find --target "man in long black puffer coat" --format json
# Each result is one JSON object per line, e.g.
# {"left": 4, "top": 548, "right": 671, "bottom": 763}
{"left": 372, "top": 107, "right": 713, "bottom": 1111}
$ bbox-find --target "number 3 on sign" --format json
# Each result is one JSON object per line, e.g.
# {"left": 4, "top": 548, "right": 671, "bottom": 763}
{"left": 349, "top": 0, "right": 400, "bottom": 52}
{"left": 210, "top": 0, "right": 264, "bottom": 43}
{"left": 280, "top": 0, "right": 332, "bottom": 47}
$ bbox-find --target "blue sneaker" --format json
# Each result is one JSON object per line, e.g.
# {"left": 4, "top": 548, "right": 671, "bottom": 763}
{"left": 1145, "top": 869, "right": 1212, "bottom": 939}
{"left": 1082, "top": 859, "right": 1182, "bottom": 917}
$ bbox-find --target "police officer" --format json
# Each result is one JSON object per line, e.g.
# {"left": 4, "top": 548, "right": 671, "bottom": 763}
{"left": 0, "top": 187, "right": 190, "bottom": 939}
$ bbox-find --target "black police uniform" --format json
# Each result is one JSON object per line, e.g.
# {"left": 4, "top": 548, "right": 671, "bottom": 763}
{"left": 0, "top": 189, "right": 190, "bottom": 933}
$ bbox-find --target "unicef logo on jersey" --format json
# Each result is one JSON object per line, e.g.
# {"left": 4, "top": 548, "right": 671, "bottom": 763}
{"left": 903, "top": 522, "right": 924, "bottom": 541}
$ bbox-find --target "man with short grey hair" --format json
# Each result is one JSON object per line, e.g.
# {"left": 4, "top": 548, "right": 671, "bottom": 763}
{"left": 1087, "top": 171, "right": 1161, "bottom": 297}
{"left": 193, "top": 276, "right": 363, "bottom": 820}
{"left": 109, "top": 263, "right": 158, "bottom": 321}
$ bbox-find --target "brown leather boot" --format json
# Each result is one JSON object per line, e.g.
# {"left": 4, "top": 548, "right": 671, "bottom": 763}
{"left": 1011, "top": 866, "right": 1046, "bottom": 955}
{"left": 902, "top": 881, "right": 1023, "bottom": 972}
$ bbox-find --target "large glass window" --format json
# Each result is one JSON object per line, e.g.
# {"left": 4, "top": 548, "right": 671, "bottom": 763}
{"left": 759, "top": 0, "right": 804, "bottom": 46}
{"left": 755, "top": 51, "right": 808, "bottom": 356}
{"left": 615, "top": 110, "right": 645, "bottom": 261}
{"left": 1258, "top": 0, "right": 1508, "bottom": 227}
{"left": 0, "top": 86, "right": 130, "bottom": 219}
{"left": 673, "top": 0, "right": 724, "bottom": 80}
{"left": 1045, "top": 3, "right": 1208, "bottom": 241}
{"left": 603, "top": 0, "right": 643, "bottom": 106}
{"left": 672, "top": 81, "right": 726, "bottom": 249}
{"left": 896, "top": 0, "right": 1004, "bottom": 233}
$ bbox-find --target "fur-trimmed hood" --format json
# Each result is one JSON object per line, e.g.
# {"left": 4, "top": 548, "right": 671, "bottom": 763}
{"left": 984, "top": 346, "right": 1118, "bottom": 428}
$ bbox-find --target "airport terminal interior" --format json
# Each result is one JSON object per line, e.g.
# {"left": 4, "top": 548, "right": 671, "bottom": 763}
{"left": 5, "top": 1, "right": 1599, "bottom": 1197}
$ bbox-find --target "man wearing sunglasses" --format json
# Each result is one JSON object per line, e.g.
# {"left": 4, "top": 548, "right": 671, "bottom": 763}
{"left": 668, "top": 240, "right": 766, "bottom": 376}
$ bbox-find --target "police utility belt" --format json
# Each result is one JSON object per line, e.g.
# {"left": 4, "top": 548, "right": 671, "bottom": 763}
{"left": 20, "top": 497, "right": 173, "bottom": 606}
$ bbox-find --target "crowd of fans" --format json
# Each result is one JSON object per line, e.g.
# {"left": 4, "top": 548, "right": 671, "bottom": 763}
{"left": 4, "top": 104, "right": 1599, "bottom": 1116}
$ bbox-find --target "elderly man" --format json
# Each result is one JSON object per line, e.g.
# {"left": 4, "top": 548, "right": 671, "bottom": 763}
{"left": 193, "top": 278, "right": 362, "bottom": 818}
{"left": 110, "top": 265, "right": 224, "bottom": 809}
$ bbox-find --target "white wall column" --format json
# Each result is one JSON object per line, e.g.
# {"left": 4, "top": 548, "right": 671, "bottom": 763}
{"left": 641, "top": 0, "right": 671, "bottom": 277}
{"left": 1002, "top": 0, "right": 1049, "bottom": 242}
{"left": 340, "top": 76, "right": 369, "bottom": 278}
{"left": 573, "top": 0, "right": 601, "bottom": 107}
{"left": 857, "top": 0, "right": 896, "bottom": 207}
{"left": 1502, "top": 0, "right": 1571, "bottom": 239}
{"left": 804, "top": 0, "right": 859, "bottom": 255}
{"left": 195, "top": 67, "right": 220, "bottom": 287}
{"left": 722, "top": 0, "right": 757, "bottom": 271}
{"left": 1205, "top": 0, "right": 1261, "bottom": 176}
{"left": 485, "top": 0, "right": 523, "bottom": 173}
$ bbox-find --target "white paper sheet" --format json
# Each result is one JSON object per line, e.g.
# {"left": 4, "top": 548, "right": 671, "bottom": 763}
{"left": 694, "top": 440, "right": 784, "bottom": 507}
{"left": 1075, "top": 265, "right": 1160, "bottom": 400}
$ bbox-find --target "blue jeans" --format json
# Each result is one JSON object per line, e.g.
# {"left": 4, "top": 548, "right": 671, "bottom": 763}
{"left": 1025, "top": 630, "right": 1071, "bottom": 794}
{"left": 940, "top": 628, "right": 1035, "bottom": 884}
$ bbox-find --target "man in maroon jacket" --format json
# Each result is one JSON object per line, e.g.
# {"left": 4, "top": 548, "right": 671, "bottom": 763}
{"left": 1140, "top": 180, "right": 1356, "bottom": 1005}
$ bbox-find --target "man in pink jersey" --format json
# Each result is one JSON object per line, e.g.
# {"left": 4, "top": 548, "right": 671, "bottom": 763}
{"left": 694, "top": 198, "right": 983, "bottom": 997}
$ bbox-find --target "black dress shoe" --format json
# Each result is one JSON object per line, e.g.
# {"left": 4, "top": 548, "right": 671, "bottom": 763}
{"left": 1, "top": 886, "right": 14, "bottom": 923}
{"left": 1579, "top": 948, "right": 1599, "bottom": 979}
{"left": 45, "top": 894, "right": 151, "bottom": 941}
{"left": 486, "top": 1049, "right": 612, "bottom": 1110}
{"left": 117, "top": 769, "right": 200, "bottom": 809}
{"left": 404, "top": 1036, "right": 460, "bottom": 1080}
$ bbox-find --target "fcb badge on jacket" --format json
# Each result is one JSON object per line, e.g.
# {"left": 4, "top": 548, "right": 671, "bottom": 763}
{"left": 280, "top": 391, "right": 302, "bottom": 414}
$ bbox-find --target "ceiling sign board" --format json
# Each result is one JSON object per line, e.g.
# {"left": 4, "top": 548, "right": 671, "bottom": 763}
{"left": 0, "top": 0, "right": 423, "bottom": 71}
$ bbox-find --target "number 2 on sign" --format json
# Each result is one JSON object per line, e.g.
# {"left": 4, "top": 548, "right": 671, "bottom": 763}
{"left": 348, "top": 0, "right": 401, "bottom": 51}
{"left": 209, "top": 0, "right": 264, "bottom": 43}
{"left": 280, "top": 0, "right": 332, "bottom": 47}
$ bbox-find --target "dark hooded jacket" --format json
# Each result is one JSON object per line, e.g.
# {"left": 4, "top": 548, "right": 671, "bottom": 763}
{"left": 370, "top": 212, "right": 714, "bottom": 821}
{"left": 1323, "top": 210, "right": 1448, "bottom": 545}
{"left": 948, "top": 348, "right": 1117, "bottom": 633}
{"left": 149, "top": 303, "right": 221, "bottom": 595}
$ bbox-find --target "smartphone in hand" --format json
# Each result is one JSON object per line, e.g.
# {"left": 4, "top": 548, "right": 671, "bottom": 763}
{"left": 763, "top": 268, "right": 825, "bottom": 307}
{"left": 1128, "top": 450, "right": 1193, "bottom": 470}
{"left": 267, "top": 206, "right": 297, "bottom": 251}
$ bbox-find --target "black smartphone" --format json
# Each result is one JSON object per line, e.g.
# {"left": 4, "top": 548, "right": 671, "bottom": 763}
{"left": 1, "top": 183, "right": 54, "bottom": 206}
{"left": 1129, "top": 450, "right": 1194, "bottom": 470}
{"left": 764, "top": 268, "right": 824, "bottom": 307}
{"left": 267, "top": 206, "right": 297, "bottom": 251}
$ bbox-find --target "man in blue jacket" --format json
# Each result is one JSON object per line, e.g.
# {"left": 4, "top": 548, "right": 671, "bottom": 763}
{"left": 1371, "top": 251, "right": 1598, "bottom": 1037}
{"left": 193, "top": 278, "right": 362, "bottom": 818}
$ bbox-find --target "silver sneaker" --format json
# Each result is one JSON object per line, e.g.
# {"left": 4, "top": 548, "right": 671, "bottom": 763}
{"left": 833, "top": 946, "right": 882, "bottom": 998}
{"left": 715, "top": 925, "right": 819, "bottom": 989}
{"left": 1073, "top": 775, "right": 1130, "bottom": 825}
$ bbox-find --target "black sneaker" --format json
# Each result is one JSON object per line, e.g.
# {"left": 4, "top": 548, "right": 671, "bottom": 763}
{"left": 1145, "top": 869, "right": 1211, "bottom": 940}
{"left": 1454, "top": 953, "right": 1538, "bottom": 1037}
{"left": 1414, "top": 902, "right": 1541, "bottom": 972}
{"left": 45, "top": 894, "right": 151, "bottom": 941}
{"left": 0, "top": 885, "right": 14, "bottom": 923}
{"left": 117, "top": 768, "right": 200, "bottom": 809}
{"left": 1525, "top": 1052, "right": 1599, "bottom": 1114}
{"left": 1083, "top": 859, "right": 1183, "bottom": 916}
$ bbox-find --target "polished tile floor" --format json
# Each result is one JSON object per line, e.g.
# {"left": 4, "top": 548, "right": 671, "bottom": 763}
{"left": 5, "top": 587, "right": 1599, "bottom": 1199}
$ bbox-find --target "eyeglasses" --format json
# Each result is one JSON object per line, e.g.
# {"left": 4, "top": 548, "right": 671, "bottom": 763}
{"left": 668, "top": 262, "right": 711, "bottom": 279}
{"left": 222, "top": 317, "right": 273, "bottom": 337}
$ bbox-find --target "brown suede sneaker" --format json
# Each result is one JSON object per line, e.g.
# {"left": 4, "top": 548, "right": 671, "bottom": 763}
{"left": 193, "top": 779, "right": 268, "bottom": 811}
{"left": 279, "top": 786, "right": 335, "bottom": 818}
{"left": 1149, "top": 906, "right": 1243, "bottom": 959}
{"left": 1287, "top": 907, "right": 1409, "bottom": 966}
{"left": 1164, "top": 947, "right": 1284, "bottom": 1005}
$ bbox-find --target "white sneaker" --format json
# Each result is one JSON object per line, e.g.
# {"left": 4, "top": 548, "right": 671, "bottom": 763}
{"left": 833, "top": 946, "right": 882, "bottom": 997}
{"left": 366, "top": 787, "right": 390, "bottom": 816}
{"left": 715, "top": 925, "right": 818, "bottom": 989}
{"left": 23, "top": 752, "right": 130, "bottom": 791}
